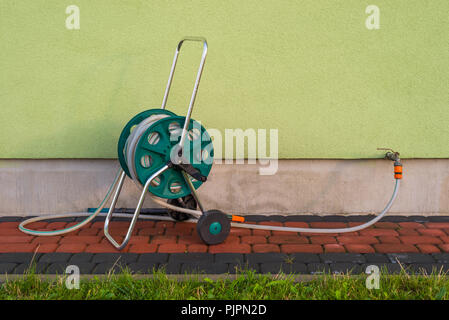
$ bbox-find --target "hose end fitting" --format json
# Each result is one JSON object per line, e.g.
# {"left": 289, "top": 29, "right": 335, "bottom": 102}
{"left": 394, "top": 161, "right": 403, "bottom": 179}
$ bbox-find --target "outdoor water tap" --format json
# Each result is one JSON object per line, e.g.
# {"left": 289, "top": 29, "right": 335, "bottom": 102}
{"left": 377, "top": 148, "right": 400, "bottom": 162}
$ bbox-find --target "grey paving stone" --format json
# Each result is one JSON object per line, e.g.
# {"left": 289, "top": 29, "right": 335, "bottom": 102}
{"left": 162, "top": 263, "right": 180, "bottom": 274}
{"left": 246, "top": 253, "right": 289, "bottom": 264}
{"left": 104, "top": 217, "right": 133, "bottom": 222}
{"left": 39, "top": 253, "right": 73, "bottom": 263}
{"left": 322, "top": 215, "right": 349, "bottom": 222}
{"left": 69, "top": 253, "right": 94, "bottom": 264}
{"left": 228, "top": 262, "right": 260, "bottom": 274}
{"left": 266, "top": 215, "right": 287, "bottom": 222}
{"left": 260, "top": 262, "right": 307, "bottom": 274}
{"left": 137, "top": 253, "right": 169, "bottom": 263}
{"left": 307, "top": 263, "right": 331, "bottom": 275}
{"left": 428, "top": 216, "right": 449, "bottom": 222}
{"left": 0, "top": 263, "right": 17, "bottom": 273}
{"left": 45, "top": 262, "right": 96, "bottom": 274}
{"left": 432, "top": 253, "right": 449, "bottom": 264}
{"left": 243, "top": 215, "right": 270, "bottom": 222}
{"left": 364, "top": 253, "right": 390, "bottom": 263}
{"left": 92, "top": 262, "right": 127, "bottom": 274}
{"left": 214, "top": 253, "right": 244, "bottom": 264}
{"left": 284, "top": 216, "right": 323, "bottom": 222}
{"left": 0, "top": 217, "right": 23, "bottom": 222}
{"left": 140, "top": 208, "right": 167, "bottom": 215}
{"left": 320, "top": 253, "right": 366, "bottom": 264}
{"left": 180, "top": 263, "right": 228, "bottom": 274}
{"left": 330, "top": 263, "right": 362, "bottom": 275}
{"left": 381, "top": 216, "right": 411, "bottom": 222}
{"left": 361, "top": 263, "right": 408, "bottom": 275}
{"left": 168, "top": 253, "right": 214, "bottom": 264}
{"left": 0, "top": 253, "right": 42, "bottom": 264}
{"left": 409, "top": 264, "right": 449, "bottom": 275}
{"left": 91, "top": 253, "right": 138, "bottom": 264}
{"left": 45, "top": 263, "right": 68, "bottom": 274}
{"left": 127, "top": 262, "right": 159, "bottom": 274}
{"left": 74, "top": 263, "right": 97, "bottom": 274}
{"left": 410, "top": 216, "right": 428, "bottom": 223}
{"left": 290, "top": 253, "right": 320, "bottom": 263}
{"left": 14, "top": 262, "right": 49, "bottom": 274}
{"left": 346, "top": 215, "right": 376, "bottom": 222}
{"left": 387, "top": 253, "right": 435, "bottom": 264}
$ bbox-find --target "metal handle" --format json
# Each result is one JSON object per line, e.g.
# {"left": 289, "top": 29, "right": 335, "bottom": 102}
{"left": 160, "top": 37, "right": 208, "bottom": 151}
{"left": 104, "top": 165, "right": 169, "bottom": 250}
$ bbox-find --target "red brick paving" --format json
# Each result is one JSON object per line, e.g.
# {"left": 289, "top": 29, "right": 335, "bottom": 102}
{"left": 281, "top": 244, "right": 323, "bottom": 254}
{"left": 2, "top": 219, "right": 449, "bottom": 254}
{"left": 324, "top": 244, "right": 346, "bottom": 253}
{"left": 128, "top": 243, "right": 158, "bottom": 253}
{"left": 253, "top": 244, "right": 280, "bottom": 253}
{"left": 345, "top": 244, "right": 375, "bottom": 253}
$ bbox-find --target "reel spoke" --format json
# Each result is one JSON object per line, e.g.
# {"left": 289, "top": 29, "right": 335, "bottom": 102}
{"left": 133, "top": 115, "right": 214, "bottom": 199}
{"left": 140, "top": 142, "right": 167, "bottom": 156}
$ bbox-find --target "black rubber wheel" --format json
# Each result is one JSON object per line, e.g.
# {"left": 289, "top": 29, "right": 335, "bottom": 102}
{"left": 167, "top": 195, "right": 197, "bottom": 221}
{"left": 196, "top": 210, "right": 231, "bottom": 245}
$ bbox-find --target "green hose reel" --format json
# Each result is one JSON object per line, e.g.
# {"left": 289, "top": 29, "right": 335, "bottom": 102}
{"left": 118, "top": 110, "right": 214, "bottom": 199}
{"left": 103, "top": 37, "right": 232, "bottom": 249}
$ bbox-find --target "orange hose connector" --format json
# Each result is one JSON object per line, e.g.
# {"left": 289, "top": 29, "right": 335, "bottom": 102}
{"left": 231, "top": 215, "right": 245, "bottom": 223}
{"left": 394, "top": 163, "right": 403, "bottom": 179}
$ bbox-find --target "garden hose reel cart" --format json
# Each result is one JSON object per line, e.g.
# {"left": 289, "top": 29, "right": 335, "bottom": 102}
{"left": 18, "top": 37, "right": 403, "bottom": 251}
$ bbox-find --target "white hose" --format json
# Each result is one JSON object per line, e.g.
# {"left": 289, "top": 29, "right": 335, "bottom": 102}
{"left": 125, "top": 114, "right": 170, "bottom": 187}
{"left": 19, "top": 169, "right": 400, "bottom": 236}
{"left": 152, "top": 179, "right": 400, "bottom": 233}
{"left": 18, "top": 169, "right": 124, "bottom": 236}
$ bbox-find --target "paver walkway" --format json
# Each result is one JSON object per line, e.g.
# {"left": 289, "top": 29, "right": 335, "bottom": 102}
{"left": 1, "top": 215, "right": 449, "bottom": 275}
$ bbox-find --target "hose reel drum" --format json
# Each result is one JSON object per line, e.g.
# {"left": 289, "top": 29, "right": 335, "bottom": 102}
{"left": 118, "top": 110, "right": 214, "bottom": 199}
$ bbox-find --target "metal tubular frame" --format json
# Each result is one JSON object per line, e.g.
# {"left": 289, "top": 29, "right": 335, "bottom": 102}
{"left": 104, "top": 38, "right": 208, "bottom": 250}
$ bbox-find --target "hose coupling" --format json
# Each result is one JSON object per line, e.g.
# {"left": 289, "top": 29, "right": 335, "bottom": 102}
{"left": 394, "top": 160, "right": 403, "bottom": 179}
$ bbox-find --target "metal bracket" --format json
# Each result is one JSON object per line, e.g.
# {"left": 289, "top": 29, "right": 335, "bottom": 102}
{"left": 104, "top": 165, "right": 169, "bottom": 250}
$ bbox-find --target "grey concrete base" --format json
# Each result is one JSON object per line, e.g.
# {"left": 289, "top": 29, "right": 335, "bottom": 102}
{"left": 0, "top": 159, "right": 448, "bottom": 216}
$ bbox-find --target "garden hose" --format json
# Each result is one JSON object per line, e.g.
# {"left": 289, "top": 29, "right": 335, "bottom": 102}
{"left": 19, "top": 171, "right": 400, "bottom": 237}
{"left": 125, "top": 113, "right": 171, "bottom": 187}
{"left": 150, "top": 177, "right": 401, "bottom": 234}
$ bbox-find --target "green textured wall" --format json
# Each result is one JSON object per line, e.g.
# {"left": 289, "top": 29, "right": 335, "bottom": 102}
{"left": 0, "top": 0, "right": 448, "bottom": 159}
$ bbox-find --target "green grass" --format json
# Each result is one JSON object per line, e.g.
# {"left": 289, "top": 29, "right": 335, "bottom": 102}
{"left": 1, "top": 267, "right": 449, "bottom": 300}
